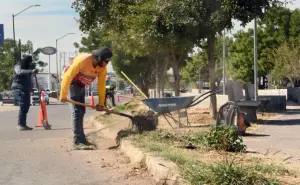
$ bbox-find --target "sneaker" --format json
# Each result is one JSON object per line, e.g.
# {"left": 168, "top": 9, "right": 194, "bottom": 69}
{"left": 18, "top": 125, "right": 33, "bottom": 131}
{"left": 83, "top": 140, "right": 98, "bottom": 149}
{"left": 73, "top": 143, "right": 94, "bottom": 150}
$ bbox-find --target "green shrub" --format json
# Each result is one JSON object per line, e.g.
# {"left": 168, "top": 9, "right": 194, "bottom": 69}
{"left": 202, "top": 126, "right": 246, "bottom": 152}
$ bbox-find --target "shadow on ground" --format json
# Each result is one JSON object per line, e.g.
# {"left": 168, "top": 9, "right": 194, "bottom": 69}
{"left": 243, "top": 133, "right": 270, "bottom": 137}
{"left": 263, "top": 119, "right": 300, "bottom": 126}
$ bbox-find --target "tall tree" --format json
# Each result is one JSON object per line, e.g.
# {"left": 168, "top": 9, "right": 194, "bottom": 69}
{"left": 227, "top": 6, "right": 295, "bottom": 83}
{"left": 72, "top": 0, "right": 287, "bottom": 119}
{"left": 112, "top": 50, "right": 156, "bottom": 97}
{"left": 72, "top": 0, "right": 194, "bottom": 96}
{"left": 270, "top": 40, "right": 300, "bottom": 85}
{"left": 289, "top": 9, "right": 300, "bottom": 40}
{"left": 0, "top": 39, "right": 15, "bottom": 91}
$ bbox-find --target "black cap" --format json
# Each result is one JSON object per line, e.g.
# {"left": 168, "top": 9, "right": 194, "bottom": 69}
{"left": 19, "top": 55, "right": 33, "bottom": 69}
{"left": 22, "top": 55, "right": 33, "bottom": 62}
{"left": 92, "top": 47, "right": 113, "bottom": 60}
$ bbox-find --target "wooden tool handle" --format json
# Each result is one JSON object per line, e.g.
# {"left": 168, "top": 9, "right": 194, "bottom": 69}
{"left": 34, "top": 74, "right": 39, "bottom": 90}
{"left": 66, "top": 99, "right": 95, "bottom": 109}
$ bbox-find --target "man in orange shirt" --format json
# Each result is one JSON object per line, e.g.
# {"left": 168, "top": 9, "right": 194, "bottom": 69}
{"left": 60, "top": 47, "right": 113, "bottom": 150}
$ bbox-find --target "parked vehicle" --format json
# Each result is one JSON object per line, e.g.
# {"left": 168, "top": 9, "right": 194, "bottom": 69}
{"left": 45, "top": 89, "right": 52, "bottom": 97}
{"left": 91, "top": 91, "right": 98, "bottom": 96}
{"left": 31, "top": 91, "right": 49, "bottom": 106}
{"left": 32, "top": 88, "right": 38, "bottom": 93}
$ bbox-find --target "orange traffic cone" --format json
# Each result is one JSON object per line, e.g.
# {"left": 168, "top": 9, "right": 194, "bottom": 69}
{"left": 36, "top": 91, "right": 51, "bottom": 130}
{"left": 90, "top": 94, "right": 95, "bottom": 107}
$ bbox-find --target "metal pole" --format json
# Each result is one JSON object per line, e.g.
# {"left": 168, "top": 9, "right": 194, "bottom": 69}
{"left": 12, "top": 5, "right": 40, "bottom": 64}
{"left": 254, "top": 17, "right": 258, "bottom": 101}
{"left": 56, "top": 39, "right": 58, "bottom": 82}
{"left": 59, "top": 52, "right": 62, "bottom": 78}
{"left": 48, "top": 55, "right": 51, "bottom": 90}
{"left": 12, "top": 14, "right": 17, "bottom": 64}
{"left": 198, "top": 49, "right": 201, "bottom": 94}
{"left": 223, "top": 29, "right": 226, "bottom": 95}
{"left": 63, "top": 52, "right": 66, "bottom": 68}
{"left": 18, "top": 39, "right": 21, "bottom": 60}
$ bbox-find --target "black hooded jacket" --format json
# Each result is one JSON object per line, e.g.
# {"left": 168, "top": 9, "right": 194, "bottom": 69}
{"left": 11, "top": 55, "right": 34, "bottom": 92}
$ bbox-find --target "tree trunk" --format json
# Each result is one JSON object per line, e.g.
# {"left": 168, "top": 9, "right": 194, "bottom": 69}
{"left": 160, "top": 58, "right": 169, "bottom": 97}
{"left": 160, "top": 73, "right": 165, "bottom": 97}
{"left": 171, "top": 60, "right": 181, "bottom": 96}
{"left": 141, "top": 80, "right": 150, "bottom": 98}
{"left": 207, "top": 35, "right": 217, "bottom": 120}
{"left": 155, "top": 59, "right": 160, "bottom": 98}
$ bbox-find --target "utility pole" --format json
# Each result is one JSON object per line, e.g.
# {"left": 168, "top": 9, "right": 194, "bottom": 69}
{"left": 63, "top": 52, "right": 66, "bottom": 68}
{"left": 223, "top": 29, "right": 226, "bottom": 95}
{"left": 12, "top": 4, "right": 41, "bottom": 64}
{"left": 59, "top": 52, "right": 62, "bottom": 78}
{"left": 198, "top": 48, "right": 201, "bottom": 94}
{"left": 254, "top": 18, "right": 258, "bottom": 101}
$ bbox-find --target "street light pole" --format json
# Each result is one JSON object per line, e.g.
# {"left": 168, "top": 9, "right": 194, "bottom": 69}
{"left": 223, "top": 29, "right": 226, "bottom": 95}
{"left": 254, "top": 17, "right": 258, "bottom": 101}
{"left": 55, "top": 33, "right": 75, "bottom": 83}
{"left": 198, "top": 48, "right": 201, "bottom": 94}
{"left": 56, "top": 39, "right": 58, "bottom": 82}
{"left": 12, "top": 4, "right": 40, "bottom": 64}
{"left": 12, "top": 14, "right": 15, "bottom": 62}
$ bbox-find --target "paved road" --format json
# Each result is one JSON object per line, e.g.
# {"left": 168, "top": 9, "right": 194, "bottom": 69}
{"left": 0, "top": 97, "right": 155, "bottom": 185}
{"left": 244, "top": 102, "right": 300, "bottom": 162}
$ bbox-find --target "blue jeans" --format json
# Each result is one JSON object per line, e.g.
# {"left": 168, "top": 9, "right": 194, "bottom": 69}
{"left": 69, "top": 85, "right": 87, "bottom": 144}
{"left": 12, "top": 89, "right": 30, "bottom": 127}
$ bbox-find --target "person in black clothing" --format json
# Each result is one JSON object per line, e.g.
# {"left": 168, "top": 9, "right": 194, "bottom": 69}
{"left": 105, "top": 84, "right": 116, "bottom": 107}
{"left": 11, "top": 55, "right": 39, "bottom": 131}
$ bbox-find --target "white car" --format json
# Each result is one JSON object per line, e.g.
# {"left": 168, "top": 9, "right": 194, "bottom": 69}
{"left": 45, "top": 89, "right": 52, "bottom": 96}
{"left": 32, "top": 88, "right": 39, "bottom": 93}
{"left": 31, "top": 91, "right": 49, "bottom": 105}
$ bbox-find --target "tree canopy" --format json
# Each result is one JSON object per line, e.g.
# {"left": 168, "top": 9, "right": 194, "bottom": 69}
{"left": 227, "top": 7, "right": 300, "bottom": 83}
{"left": 72, "top": 0, "right": 287, "bottom": 118}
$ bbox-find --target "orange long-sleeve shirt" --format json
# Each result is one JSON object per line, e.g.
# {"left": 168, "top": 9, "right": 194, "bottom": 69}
{"left": 60, "top": 54, "right": 107, "bottom": 106}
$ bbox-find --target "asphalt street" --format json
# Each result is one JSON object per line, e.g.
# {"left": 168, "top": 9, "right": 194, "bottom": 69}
{"left": 0, "top": 96, "right": 155, "bottom": 185}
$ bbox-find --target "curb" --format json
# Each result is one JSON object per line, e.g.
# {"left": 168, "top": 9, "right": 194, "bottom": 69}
{"left": 89, "top": 117, "right": 187, "bottom": 185}
{"left": 120, "top": 140, "right": 187, "bottom": 185}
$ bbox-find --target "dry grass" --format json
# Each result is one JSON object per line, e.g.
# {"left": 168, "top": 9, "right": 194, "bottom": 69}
{"left": 126, "top": 129, "right": 300, "bottom": 185}
{"left": 95, "top": 98, "right": 300, "bottom": 185}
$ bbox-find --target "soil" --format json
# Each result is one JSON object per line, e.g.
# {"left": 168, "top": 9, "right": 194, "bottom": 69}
{"left": 94, "top": 98, "right": 280, "bottom": 134}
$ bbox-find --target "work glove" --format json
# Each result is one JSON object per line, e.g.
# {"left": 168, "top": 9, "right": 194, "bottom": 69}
{"left": 95, "top": 105, "right": 108, "bottom": 112}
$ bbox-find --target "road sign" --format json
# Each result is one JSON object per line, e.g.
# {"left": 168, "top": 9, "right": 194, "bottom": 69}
{"left": 41, "top": 46, "right": 57, "bottom": 91}
{"left": 0, "top": 24, "right": 4, "bottom": 46}
{"left": 41, "top": 46, "right": 57, "bottom": 55}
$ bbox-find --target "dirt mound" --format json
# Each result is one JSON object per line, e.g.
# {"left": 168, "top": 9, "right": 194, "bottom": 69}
{"left": 132, "top": 110, "right": 156, "bottom": 117}
{"left": 123, "top": 98, "right": 149, "bottom": 111}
